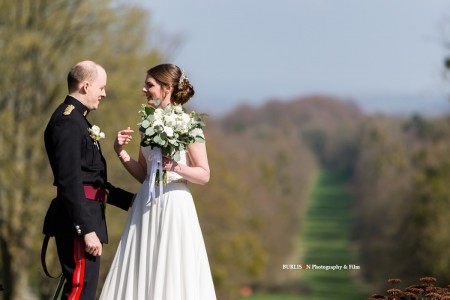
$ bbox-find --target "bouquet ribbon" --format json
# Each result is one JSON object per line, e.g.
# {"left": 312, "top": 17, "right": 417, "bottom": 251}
{"left": 148, "top": 147, "right": 164, "bottom": 208}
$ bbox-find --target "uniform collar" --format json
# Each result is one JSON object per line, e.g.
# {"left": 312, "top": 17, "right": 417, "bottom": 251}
{"left": 64, "top": 95, "right": 89, "bottom": 117}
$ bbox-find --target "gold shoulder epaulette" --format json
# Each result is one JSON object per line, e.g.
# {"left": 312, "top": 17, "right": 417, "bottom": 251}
{"left": 63, "top": 104, "right": 75, "bottom": 116}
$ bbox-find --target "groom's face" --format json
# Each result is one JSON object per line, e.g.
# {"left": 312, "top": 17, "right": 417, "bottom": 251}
{"left": 84, "top": 66, "right": 107, "bottom": 110}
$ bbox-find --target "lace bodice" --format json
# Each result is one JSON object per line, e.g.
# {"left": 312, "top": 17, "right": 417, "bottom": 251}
{"left": 141, "top": 146, "right": 189, "bottom": 182}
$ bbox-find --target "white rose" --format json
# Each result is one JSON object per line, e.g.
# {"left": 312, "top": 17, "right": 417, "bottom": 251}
{"left": 164, "top": 126, "right": 174, "bottom": 137}
{"left": 180, "top": 113, "right": 191, "bottom": 124}
{"left": 173, "top": 105, "right": 183, "bottom": 113}
{"left": 164, "top": 114, "right": 177, "bottom": 127}
{"left": 91, "top": 125, "right": 101, "bottom": 134}
{"left": 176, "top": 123, "right": 188, "bottom": 134}
{"left": 154, "top": 108, "right": 163, "bottom": 119}
{"left": 153, "top": 120, "right": 164, "bottom": 128}
{"left": 99, "top": 132, "right": 105, "bottom": 139}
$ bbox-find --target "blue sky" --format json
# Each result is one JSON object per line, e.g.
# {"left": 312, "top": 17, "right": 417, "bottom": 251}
{"left": 128, "top": 0, "right": 450, "bottom": 117}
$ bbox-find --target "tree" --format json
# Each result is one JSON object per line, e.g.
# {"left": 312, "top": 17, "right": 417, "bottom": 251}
{"left": 353, "top": 114, "right": 450, "bottom": 288}
{"left": 0, "top": 1, "right": 163, "bottom": 299}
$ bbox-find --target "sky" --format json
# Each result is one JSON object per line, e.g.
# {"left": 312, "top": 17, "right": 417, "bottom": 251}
{"left": 127, "top": 0, "right": 450, "bottom": 117}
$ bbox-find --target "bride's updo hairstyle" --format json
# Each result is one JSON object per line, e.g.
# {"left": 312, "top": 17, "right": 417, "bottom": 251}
{"left": 147, "top": 64, "right": 195, "bottom": 105}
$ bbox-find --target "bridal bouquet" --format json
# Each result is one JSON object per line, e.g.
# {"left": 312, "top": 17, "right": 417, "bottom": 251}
{"left": 138, "top": 104, "right": 206, "bottom": 161}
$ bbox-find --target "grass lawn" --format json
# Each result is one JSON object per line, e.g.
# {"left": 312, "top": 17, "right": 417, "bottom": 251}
{"left": 242, "top": 169, "right": 368, "bottom": 300}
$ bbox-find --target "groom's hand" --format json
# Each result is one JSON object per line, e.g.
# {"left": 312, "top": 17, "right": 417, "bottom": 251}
{"left": 84, "top": 232, "right": 102, "bottom": 256}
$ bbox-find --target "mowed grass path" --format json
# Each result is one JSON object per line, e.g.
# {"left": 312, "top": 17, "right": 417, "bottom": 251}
{"left": 299, "top": 169, "right": 367, "bottom": 299}
{"left": 243, "top": 169, "right": 367, "bottom": 300}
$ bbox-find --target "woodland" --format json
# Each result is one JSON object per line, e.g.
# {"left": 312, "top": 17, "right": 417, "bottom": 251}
{"left": 1, "top": 1, "right": 450, "bottom": 300}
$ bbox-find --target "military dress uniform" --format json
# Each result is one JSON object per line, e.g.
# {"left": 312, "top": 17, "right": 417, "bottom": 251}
{"left": 43, "top": 96, "right": 134, "bottom": 300}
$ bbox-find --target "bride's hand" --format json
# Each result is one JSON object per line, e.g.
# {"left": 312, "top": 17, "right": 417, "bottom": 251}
{"left": 162, "top": 156, "right": 179, "bottom": 172}
{"left": 114, "top": 127, "right": 134, "bottom": 154}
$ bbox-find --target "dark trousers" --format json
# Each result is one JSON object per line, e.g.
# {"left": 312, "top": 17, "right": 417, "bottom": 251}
{"left": 55, "top": 235, "right": 100, "bottom": 300}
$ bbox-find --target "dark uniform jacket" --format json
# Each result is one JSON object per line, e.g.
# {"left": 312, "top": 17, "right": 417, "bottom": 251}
{"left": 43, "top": 96, "right": 133, "bottom": 243}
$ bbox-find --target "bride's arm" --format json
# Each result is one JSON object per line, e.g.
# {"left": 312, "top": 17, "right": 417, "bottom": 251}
{"left": 163, "top": 142, "right": 210, "bottom": 185}
{"left": 117, "top": 148, "right": 147, "bottom": 183}
{"left": 114, "top": 127, "right": 147, "bottom": 183}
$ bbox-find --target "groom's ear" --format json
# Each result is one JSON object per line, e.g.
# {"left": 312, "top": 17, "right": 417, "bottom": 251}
{"left": 79, "top": 81, "right": 90, "bottom": 95}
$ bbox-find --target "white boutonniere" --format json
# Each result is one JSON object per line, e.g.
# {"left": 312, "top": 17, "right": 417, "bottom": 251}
{"left": 88, "top": 125, "right": 105, "bottom": 148}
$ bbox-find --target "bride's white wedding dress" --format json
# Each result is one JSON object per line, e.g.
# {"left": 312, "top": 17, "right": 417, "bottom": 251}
{"left": 99, "top": 146, "right": 216, "bottom": 300}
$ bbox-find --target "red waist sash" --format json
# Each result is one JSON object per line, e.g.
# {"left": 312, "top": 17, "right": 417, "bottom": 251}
{"left": 83, "top": 185, "right": 105, "bottom": 202}
{"left": 57, "top": 185, "right": 106, "bottom": 202}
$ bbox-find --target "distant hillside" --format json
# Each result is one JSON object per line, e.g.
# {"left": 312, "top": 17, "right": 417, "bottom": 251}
{"left": 219, "top": 95, "right": 365, "bottom": 170}
{"left": 220, "top": 95, "right": 363, "bottom": 130}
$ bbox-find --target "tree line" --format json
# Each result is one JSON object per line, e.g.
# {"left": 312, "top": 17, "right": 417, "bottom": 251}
{"left": 353, "top": 113, "right": 450, "bottom": 291}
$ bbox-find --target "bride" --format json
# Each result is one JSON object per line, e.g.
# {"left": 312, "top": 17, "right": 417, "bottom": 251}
{"left": 99, "top": 64, "right": 216, "bottom": 300}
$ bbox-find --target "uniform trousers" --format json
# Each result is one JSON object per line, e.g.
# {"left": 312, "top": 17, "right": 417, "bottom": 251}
{"left": 55, "top": 235, "right": 100, "bottom": 300}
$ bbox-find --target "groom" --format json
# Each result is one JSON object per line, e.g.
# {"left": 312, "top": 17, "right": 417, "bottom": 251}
{"left": 42, "top": 60, "right": 134, "bottom": 300}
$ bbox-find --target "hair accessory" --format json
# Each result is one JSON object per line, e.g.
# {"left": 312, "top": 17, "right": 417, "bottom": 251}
{"left": 178, "top": 69, "right": 188, "bottom": 88}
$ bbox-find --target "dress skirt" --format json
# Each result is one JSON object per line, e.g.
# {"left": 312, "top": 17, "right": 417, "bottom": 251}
{"left": 99, "top": 181, "right": 216, "bottom": 300}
